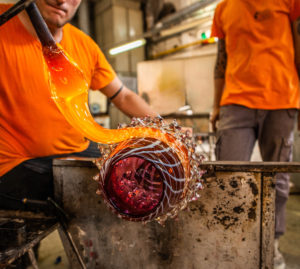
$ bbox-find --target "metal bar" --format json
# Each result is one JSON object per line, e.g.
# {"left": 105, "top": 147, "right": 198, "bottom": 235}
{"left": 145, "top": 0, "right": 220, "bottom": 37}
{"left": 200, "top": 161, "right": 300, "bottom": 173}
{"left": 53, "top": 158, "right": 300, "bottom": 174}
{"left": 160, "top": 0, "right": 218, "bottom": 26}
{"left": 0, "top": 0, "right": 34, "bottom": 26}
{"left": 25, "top": 2, "right": 56, "bottom": 47}
{"left": 47, "top": 198, "right": 87, "bottom": 269}
{"left": 161, "top": 113, "right": 210, "bottom": 119}
{"left": 260, "top": 174, "right": 275, "bottom": 268}
{"left": 0, "top": 220, "right": 58, "bottom": 266}
{"left": 27, "top": 248, "right": 39, "bottom": 269}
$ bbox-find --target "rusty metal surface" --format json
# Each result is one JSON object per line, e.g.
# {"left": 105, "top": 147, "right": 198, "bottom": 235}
{"left": 53, "top": 159, "right": 279, "bottom": 269}
{"left": 261, "top": 175, "right": 276, "bottom": 269}
{"left": 201, "top": 161, "right": 300, "bottom": 173}
{"left": 0, "top": 211, "right": 58, "bottom": 267}
{"left": 53, "top": 159, "right": 300, "bottom": 173}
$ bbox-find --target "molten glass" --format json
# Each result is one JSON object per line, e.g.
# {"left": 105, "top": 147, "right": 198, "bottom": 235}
{"left": 43, "top": 45, "right": 204, "bottom": 223}
{"left": 43, "top": 45, "right": 189, "bottom": 164}
{"left": 105, "top": 156, "right": 164, "bottom": 217}
{"left": 98, "top": 137, "right": 188, "bottom": 222}
{"left": 95, "top": 120, "right": 204, "bottom": 224}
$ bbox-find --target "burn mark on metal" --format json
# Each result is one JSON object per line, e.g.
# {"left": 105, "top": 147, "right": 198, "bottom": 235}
{"left": 233, "top": 205, "right": 245, "bottom": 214}
{"left": 230, "top": 179, "right": 238, "bottom": 188}
{"left": 248, "top": 207, "right": 256, "bottom": 220}
{"left": 149, "top": 221, "right": 175, "bottom": 263}
{"left": 219, "top": 183, "right": 225, "bottom": 190}
{"left": 213, "top": 215, "right": 240, "bottom": 230}
{"left": 248, "top": 181, "right": 259, "bottom": 196}
{"left": 201, "top": 172, "right": 260, "bottom": 231}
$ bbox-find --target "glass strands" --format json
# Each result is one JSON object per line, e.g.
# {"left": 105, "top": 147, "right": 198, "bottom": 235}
{"left": 43, "top": 45, "right": 203, "bottom": 223}
{"left": 99, "top": 137, "right": 185, "bottom": 221}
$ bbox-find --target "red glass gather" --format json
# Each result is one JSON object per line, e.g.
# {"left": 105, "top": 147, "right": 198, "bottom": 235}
{"left": 105, "top": 156, "right": 164, "bottom": 217}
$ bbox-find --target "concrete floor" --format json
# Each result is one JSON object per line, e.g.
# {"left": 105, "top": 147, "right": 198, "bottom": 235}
{"left": 33, "top": 194, "right": 300, "bottom": 269}
{"left": 35, "top": 230, "right": 69, "bottom": 268}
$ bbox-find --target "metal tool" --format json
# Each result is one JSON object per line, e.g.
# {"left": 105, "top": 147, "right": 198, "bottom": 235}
{"left": 46, "top": 197, "right": 87, "bottom": 269}
{"left": 25, "top": 2, "right": 56, "bottom": 47}
{"left": 0, "top": 0, "right": 56, "bottom": 47}
{"left": 0, "top": 0, "right": 35, "bottom": 26}
{"left": 0, "top": 194, "right": 86, "bottom": 269}
{"left": 23, "top": 197, "right": 87, "bottom": 269}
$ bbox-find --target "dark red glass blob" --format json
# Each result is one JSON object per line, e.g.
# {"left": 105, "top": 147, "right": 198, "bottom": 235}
{"left": 105, "top": 156, "right": 164, "bottom": 217}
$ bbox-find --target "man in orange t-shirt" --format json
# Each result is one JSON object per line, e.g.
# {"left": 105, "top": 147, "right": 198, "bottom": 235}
{"left": 0, "top": 0, "right": 157, "bottom": 209}
{"left": 210, "top": 0, "right": 300, "bottom": 267}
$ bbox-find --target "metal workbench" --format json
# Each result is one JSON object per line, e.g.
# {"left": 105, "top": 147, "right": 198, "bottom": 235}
{"left": 53, "top": 159, "right": 300, "bottom": 269}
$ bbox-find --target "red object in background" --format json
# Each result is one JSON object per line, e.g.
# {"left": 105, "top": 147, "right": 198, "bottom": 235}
{"left": 105, "top": 157, "right": 164, "bottom": 217}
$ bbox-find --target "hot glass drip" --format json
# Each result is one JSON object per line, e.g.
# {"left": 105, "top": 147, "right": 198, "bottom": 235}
{"left": 42, "top": 45, "right": 189, "bottom": 163}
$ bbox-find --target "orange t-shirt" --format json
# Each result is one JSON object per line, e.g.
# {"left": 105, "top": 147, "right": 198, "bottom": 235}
{"left": 0, "top": 4, "right": 116, "bottom": 176}
{"left": 211, "top": 0, "right": 300, "bottom": 109}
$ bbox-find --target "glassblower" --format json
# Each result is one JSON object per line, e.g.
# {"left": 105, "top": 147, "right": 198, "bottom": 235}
{"left": 0, "top": 0, "right": 204, "bottom": 224}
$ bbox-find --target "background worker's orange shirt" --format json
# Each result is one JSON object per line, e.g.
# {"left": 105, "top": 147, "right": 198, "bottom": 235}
{"left": 211, "top": 0, "right": 300, "bottom": 109}
{"left": 0, "top": 4, "right": 116, "bottom": 176}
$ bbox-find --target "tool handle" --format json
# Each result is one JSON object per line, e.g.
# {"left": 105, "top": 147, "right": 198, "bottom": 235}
{"left": 0, "top": 0, "right": 34, "bottom": 26}
{"left": 25, "top": 2, "right": 56, "bottom": 47}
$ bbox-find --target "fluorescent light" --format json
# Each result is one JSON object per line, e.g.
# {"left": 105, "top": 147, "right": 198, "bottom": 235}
{"left": 109, "top": 39, "right": 146, "bottom": 55}
{"left": 178, "top": 105, "right": 191, "bottom": 112}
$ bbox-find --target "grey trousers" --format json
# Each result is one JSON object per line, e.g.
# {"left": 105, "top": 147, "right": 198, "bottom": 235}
{"left": 215, "top": 105, "right": 297, "bottom": 238}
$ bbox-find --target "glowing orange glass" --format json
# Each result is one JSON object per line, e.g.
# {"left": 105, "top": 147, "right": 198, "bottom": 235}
{"left": 42, "top": 45, "right": 189, "bottom": 170}
{"left": 42, "top": 45, "right": 205, "bottom": 223}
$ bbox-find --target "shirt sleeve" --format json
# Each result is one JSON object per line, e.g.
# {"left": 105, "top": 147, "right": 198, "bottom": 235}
{"left": 290, "top": 0, "right": 300, "bottom": 21}
{"left": 211, "top": 3, "right": 225, "bottom": 39}
{"left": 90, "top": 44, "right": 116, "bottom": 90}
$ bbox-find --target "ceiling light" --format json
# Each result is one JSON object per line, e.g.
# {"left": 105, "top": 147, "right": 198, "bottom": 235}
{"left": 178, "top": 105, "right": 191, "bottom": 112}
{"left": 109, "top": 39, "right": 146, "bottom": 56}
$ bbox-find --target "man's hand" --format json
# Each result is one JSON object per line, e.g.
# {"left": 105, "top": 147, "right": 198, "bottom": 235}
{"left": 210, "top": 107, "right": 220, "bottom": 133}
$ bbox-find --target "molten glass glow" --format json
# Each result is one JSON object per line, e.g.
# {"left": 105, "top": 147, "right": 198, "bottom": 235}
{"left": 105, "top": 157, "right": 164, "bottom": 217}
{"left": 43, "top": 44, "right": 204, "bottom": 223}
{"left": 42, "top": 45, "right": 189, "bottom": 170}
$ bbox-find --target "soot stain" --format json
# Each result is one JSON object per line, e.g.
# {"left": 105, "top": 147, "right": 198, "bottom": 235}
{"left": 233, "top": 206, "right": 244, "bottom": 214}
{"left": 248, "top": 182, "right": 258, "bottom": 196}
{"left": 230, "top": 180, "right": 238, "bottom": 188}
{"left": 213, "top": 215, "right": 239, "bottom": 230}
{"left": 219, "top": 184, "right": 225, "bottom": 190}
{"left": 248, "top": 208, "right": 256, "bottom": 220}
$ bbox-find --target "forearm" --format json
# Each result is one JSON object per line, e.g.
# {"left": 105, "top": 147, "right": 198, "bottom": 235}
{"left": 112, "top": 87, "right": 158, "bottom": 118}
{"left": 213, "top": 39, "right": 227, "bottom": 109}
{"left": 100, "top": 77, "right": 158, "bottom": 118}
{"left": 213, "top": 78, "right": 225, "bottom": 109}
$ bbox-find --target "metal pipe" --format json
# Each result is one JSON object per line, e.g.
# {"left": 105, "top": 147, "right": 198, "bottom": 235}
{"left": 0, "top": 0, "right": 35, "bottom": 26}
{"left": 47, "top": 198, "right": 87, "bottom": 269}
{"left": 160, "top": 0, "right": 218, "bottom": 26}
{"left": 25, "top": 2, "right": 56, "bottom": 47}
{"left": 145, "top": 0, "right": 220, "bottom": 37}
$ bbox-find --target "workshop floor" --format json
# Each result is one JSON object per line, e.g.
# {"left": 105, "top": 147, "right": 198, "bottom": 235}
{"left": 34, "top": 195, "right": 300, "bottom": 269}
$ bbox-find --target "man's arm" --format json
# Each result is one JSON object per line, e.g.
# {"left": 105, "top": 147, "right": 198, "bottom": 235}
{"left": 100, "top": 77, "right": 158, "bottom": 118}
{"left": 210, "top": 38, "right": 227, "bottom": 132}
